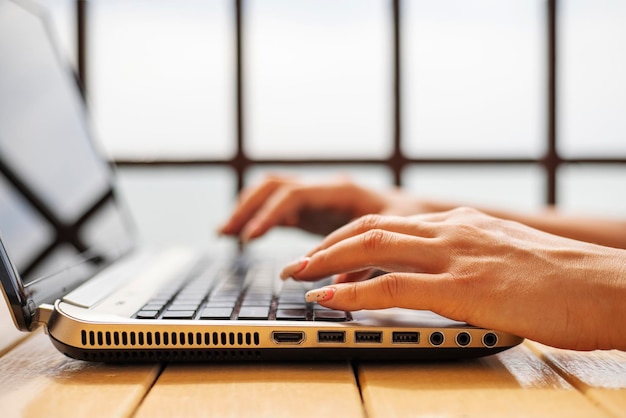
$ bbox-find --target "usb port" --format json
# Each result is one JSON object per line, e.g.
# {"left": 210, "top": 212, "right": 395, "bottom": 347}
{"left": 318, "top": 331, "right": 346, "bottom": 343}
{"left": 392, "top": 332, "right": 420, "bottom": 344}
{"left": 355, "top": 331, "right": 382, "bottom": 343}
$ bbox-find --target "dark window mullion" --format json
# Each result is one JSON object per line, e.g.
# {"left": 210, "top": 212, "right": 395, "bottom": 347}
{"left": 392, "top": 0, "right": 404, "bottom": 187}
{"left": 546, "top": 0, "right": 559, "bottom": 206}
{"left": 235, "top": 0, "right": 247, "bottom": 193}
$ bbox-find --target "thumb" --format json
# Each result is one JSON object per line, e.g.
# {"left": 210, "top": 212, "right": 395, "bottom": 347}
{"left": 305, "top": 273, "right": 450, "bottom": 312}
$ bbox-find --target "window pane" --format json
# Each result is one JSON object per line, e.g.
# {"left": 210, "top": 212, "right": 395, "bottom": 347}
{"left": 115, "top": 166, "right": 236, "bottom": 248}
{"left": 403, "top": 165, "right": 545, "bottom": 211}
{"left": 559, "top": 1, "right": 626, "bottom": 158}
{"left": 558, "top": 164, "right": 626, "bottom": 217}
{"left": 402, "top": 0, "right": 545, "bottom": 157}
{"left": 245, "top": 0, "right": 392, "bottom": 159}
{"left": 89, "top": 0, "right": 235, "bottom": 160}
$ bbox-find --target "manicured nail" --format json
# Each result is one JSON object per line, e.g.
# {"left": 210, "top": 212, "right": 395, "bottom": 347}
{"left": 241, "top": 220, "right": 261, "bottom": 243}
{"left": 280, "top": 257, "right": 310, "bottom": 280}
{"left": 217, "top": 222, "right": 229, "bottom": 235}
{"left": 305, "top": 287, "right": 335, "bottom": 303}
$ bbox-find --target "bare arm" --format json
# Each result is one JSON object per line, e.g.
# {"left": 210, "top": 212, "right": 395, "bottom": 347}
{"left": 418, "top": 199, "right": 626, "bottom": 250}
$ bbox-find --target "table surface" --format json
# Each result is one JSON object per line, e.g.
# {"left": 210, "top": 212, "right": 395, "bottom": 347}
{"left": 2, "top": 300, "right": 625, "bottom": 418}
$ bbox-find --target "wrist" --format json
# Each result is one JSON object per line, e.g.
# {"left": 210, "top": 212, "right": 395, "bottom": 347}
{"left": 586, "top": 247, "right": 626, "bottom": 351}
{"left": 608, "top": 251, "right": 626, "bottom": 350}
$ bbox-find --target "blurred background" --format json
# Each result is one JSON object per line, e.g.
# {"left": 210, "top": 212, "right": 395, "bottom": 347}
{"left": 29, "top": 0, "right": 626, "bottom": 250}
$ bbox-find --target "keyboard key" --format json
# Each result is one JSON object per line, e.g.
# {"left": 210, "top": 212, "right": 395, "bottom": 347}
{"left": 162, "top": 310, "right": 196, "bottom": 319}
{"left": 173, "top": 295, "right": 204, "bottom": 304}
{"left": 135, "top": 310, "right": 160, "bottom": 319}
{"left": 242, "top": 294, "right": 273, "bottom": 304}
{"left": 208, "top": 294, "right": 239, "bottom": 302}
{"left": 275, "top": 309, "right": 307, "bottom": 321}
{"left": 199, "top": 307, "right": 233, "bottom": 320}
{"left": 277, "top": 303, "right": 307, "bottom": 310}
{"left": 205, "top": 300, "right": 236, "bottom": 308}
{"left": 237, "top": 307, "right": 270, "bottom": 320}
{"left": 142, "top": 304, "right": 165, "bottom": 311}
{"left": 241, "top": 300, "right": 271, "bottom": 308}
{"left": 279, "top": 295, "right": 305, "bottom": 302}
{"left": 314, "top": 310, "right": 347, "bottom": 322}
{"left": 167, "top": 303, "right": 200, "bottom": 311}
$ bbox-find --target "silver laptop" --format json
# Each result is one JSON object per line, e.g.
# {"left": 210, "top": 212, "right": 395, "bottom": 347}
{"left": 0, "top": 0, "right": 522, "bottom": 362}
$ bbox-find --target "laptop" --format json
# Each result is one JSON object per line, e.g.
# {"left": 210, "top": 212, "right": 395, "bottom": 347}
{"left": 0, "top": 0, "right": 523, "bottom": 363}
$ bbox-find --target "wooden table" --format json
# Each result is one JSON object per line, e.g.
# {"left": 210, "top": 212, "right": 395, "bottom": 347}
{"left": 2, "top": 301, "right": 625, "bottom": 418}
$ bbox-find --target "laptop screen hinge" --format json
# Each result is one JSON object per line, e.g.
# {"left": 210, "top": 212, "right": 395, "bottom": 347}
{"left": 32, "top": 303, "right": 54, "bottom": 330}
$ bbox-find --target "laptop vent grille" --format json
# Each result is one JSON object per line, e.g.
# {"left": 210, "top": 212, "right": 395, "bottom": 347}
{"left": 81, "top": 330, "right": 260, "bottom": 348}
{"left": 80, "top": 349, "right": 263, "bottom": 362}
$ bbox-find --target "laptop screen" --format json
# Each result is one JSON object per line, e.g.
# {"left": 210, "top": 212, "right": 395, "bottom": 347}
{"left": 0, "top": 0, "right": 134, "bottom": 309}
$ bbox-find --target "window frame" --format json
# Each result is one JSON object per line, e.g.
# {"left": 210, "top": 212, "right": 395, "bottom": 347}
{"left": 75, "top": 0, "right": 626, "bottom": 204}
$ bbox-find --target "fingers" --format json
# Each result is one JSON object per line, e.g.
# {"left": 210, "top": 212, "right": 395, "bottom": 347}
{"left": 306, "top": 214, "right": 439, "bottom": 257}
{"left": 239, "top": 183, "right": 342, "bottom": 241}
{"left": 304, "top": 273, "right": 458, "bottom": 317}
{"left": 239, "top": 185, "right": 301, "bottom": 241}
{"left": 219, "top": 175, "right": 288, "bottom": 236}
{"left": 220, "top": 175, "right": 384, "bottom": 242}
{"left": 283, "top": 229, "right": 446, "bottom": 282}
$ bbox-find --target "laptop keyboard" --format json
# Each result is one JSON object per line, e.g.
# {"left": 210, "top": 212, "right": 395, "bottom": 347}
{"left": 134, "top": 258, "right": 351, "bottom": 322}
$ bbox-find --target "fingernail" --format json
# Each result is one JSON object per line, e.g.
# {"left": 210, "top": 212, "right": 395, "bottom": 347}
{"left": 305, "top": 287, "right": 335, "bottom": 303}
{"left": 241, "top": 220, "right": 261, "bottom": 243}
{"left": 280, "top": 257, "right": 310, "bottom": 280}
{"left": 217, "top": 223, "right": 229, "bottom": 235}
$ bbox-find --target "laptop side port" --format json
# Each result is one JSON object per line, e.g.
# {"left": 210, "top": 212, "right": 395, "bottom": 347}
{"left": 455, "top": 331, "right": 471, "bottom": 347}
{"left": 392, "top": 331, "right": 419, "bottom": 344}
{"left": 482, "top": 332, "right": 498, "bottom": 347}
{"left": 271, "top": 331, "right": 305, "bottom": 344}
{"left": 429, "top": 331, "right": 444, "bottom": 346}
{"left": 318, "top": 331, "right": 346, "bottom": 343}
{"left": 355, "top": 331, "right": 382, "bottom": 343}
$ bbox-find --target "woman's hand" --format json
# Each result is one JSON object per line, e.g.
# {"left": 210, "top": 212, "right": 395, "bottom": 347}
{"left": 219, "top": 174, "right": 424, "bottom": 242}
{"left": 281, "top": 207, "right": 626, "bottom": 351}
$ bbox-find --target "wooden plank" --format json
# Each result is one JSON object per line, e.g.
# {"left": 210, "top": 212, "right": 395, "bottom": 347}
{"left": 135, "top": 363, "right": 365, "bottom": 418}
{"left": 0, "top": 329, "right": 160, "bottom": 418}
{"left": 358, "top": 344, "right": 609, "bottom": 418}
{"left": 528, "top": 341, "right": 626, "bottom": 418}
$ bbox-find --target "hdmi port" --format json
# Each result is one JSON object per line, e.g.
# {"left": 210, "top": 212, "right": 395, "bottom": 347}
{"left": 355, "top": 331, "right": 382, "bottom": 343}
{"left": 272, "top": 331, "right": 305, "bottom": 344}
